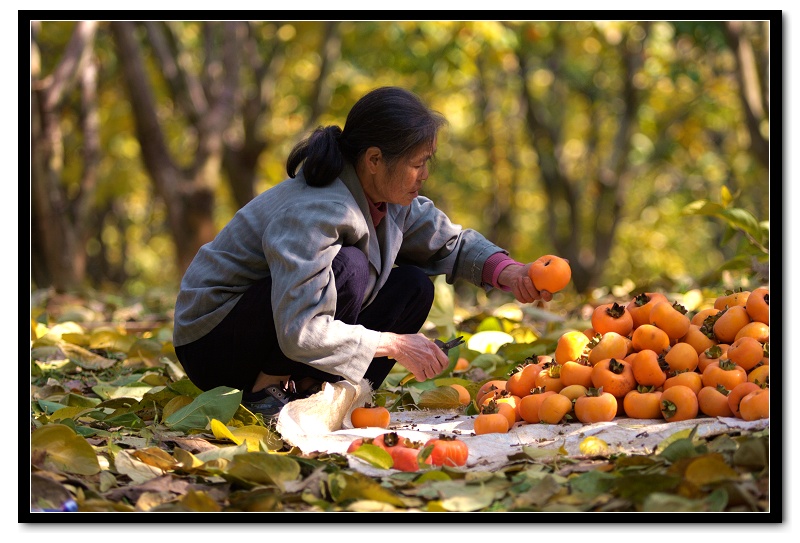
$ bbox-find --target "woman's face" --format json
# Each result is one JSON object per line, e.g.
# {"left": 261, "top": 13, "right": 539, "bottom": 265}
{"left": 366, "top": 142, "right": 436, "bottom": 206}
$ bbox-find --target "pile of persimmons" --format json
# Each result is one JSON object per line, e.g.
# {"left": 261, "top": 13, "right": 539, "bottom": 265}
{"left": 473, "top": 281, "right": 770, "bottom": 435}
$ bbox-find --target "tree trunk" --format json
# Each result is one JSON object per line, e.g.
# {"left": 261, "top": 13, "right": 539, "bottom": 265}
{"left": 30, "top": 21, "right": 98, "bottom": 293}
{"left": 110, "top": 21, "right": 236, "bottom": 276}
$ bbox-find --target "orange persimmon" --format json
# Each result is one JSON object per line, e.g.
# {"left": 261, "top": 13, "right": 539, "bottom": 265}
{"left": 591, "top": 302, "right": 634, "bottom": 337}
{"left": 660, "top": 385, "right": 699, "bottom": 422}
{"left": 591, "top": 357, "right": 636, "bottom": 399}
{"left": 630, "top": 349, "right": 668, "bottom": 388}
{"left": 627, "top": 292, "right": 670, "bottom": 330}
{"left": 631, "top": 324, "right": 671, "bottom": 354}
{"left": 574, "top": 387, "right": 618, "bottom": 423}
{"left": 649, "top": 301, "right": 691, "bottom": 341}
{"left": 698, "top": 385, "right": 734, "bottom": 418}
{"left": 745, "top": 287, "right": 769, "bottom": 325}
{"left": 528, "top": 255, "right": 572, "bottom": 293}
{"left": 623, "top": 386, "right": 664, "bottom": 420}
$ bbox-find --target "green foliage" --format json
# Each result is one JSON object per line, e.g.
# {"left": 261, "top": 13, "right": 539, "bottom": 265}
{"left": 683, "top": 185, "right": 770, "bottom": 287}
{"left": 31, "top": 20, "right": 769, "bottom": 299}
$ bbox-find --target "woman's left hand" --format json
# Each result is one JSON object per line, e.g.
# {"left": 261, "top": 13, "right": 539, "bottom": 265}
{"left": 497, "top": 264, "right": 553, "bottom": 304}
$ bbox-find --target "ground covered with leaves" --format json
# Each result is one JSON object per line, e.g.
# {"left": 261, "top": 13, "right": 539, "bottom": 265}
{"left": 28, "top": 288, "right": 771, "bottom": 515}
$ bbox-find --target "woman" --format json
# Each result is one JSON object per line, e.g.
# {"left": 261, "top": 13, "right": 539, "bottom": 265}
{"left": 173, "top": 86, "right": 553, "bottom": 417}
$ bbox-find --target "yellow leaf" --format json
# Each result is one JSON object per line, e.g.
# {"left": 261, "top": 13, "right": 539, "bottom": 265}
{"left": 685, "top": 455, "right": 740, "bottom": 486}
{"left": 173, "top": 447, "right": 204, "bottom": 471}
{"left": 31, "top": 424, "right": 101, "bottom": 475}
{"left": 210, "top": 419, "right": 243, "bottom": 445}
{"left": 579, "top": 436, "right": 609, "bottom": 456}
{"left": 230, "top": 425, "right": 275, "bottom": 452}
{"left": 132, "top": 446, "right": 180, "bottom": 471}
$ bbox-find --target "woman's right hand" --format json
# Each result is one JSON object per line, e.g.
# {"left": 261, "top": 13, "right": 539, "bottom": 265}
{"left": 376, "top": 332, "right": 450, "bottom": 382}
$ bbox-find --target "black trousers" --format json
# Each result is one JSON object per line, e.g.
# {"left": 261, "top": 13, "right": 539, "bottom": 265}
{"left": 175, "top": 246, "right": 436, "bottom": 399}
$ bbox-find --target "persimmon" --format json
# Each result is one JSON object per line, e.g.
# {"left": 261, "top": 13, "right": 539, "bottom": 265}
{"left": 534, "top": 363, "right": 564, "bottom": 393}
{"left": 734, "top": 321, "right": 769, "bottom": 344}
{"left": 554, "top": 330, "right": 591, "bottom": 365}
{"left": 727, "top": 382, "right": 762, "bottom": 418}
{"left": 538, "top": 393, "right": 574, "bottom": 424}
{"left": 698, "top": 385, "right": 734, "bottom": 418}
{"left": 739, "top": 388, "right": 769, "bottom": 421}
{"left": 691, "top": 307, "right": 720, "bottom": 327}
{"left": 517, "top": 388, "right": 556, "bottom": 423}
{"left": 726, "top": 336, "right": 765, "bottom": 372}
{"left": 660, "top": 385, "right": 699, "bottom": 422}
{"left": 495, "top": 400, "right": 518, "bottom": 428}
{"left": 560, "top": 359, "right": 594, "bottom": 388}
{"left": 713, "top": 306, "right": 751, "bottom": 344}
{"left": 390, "top": 445, "right": 423, "bottom": 472}
{"left": 663, "top": 370, "right": 702, "bottom": 396}
{"left": 528, "top": 254, "right": 572, "bottom": 293}
{"left": 351, "top": 404, "right": 391, "bottom": 428}
{"left": 574, "top": 387, "right": 618, "bottom": 423}
{"left": 747, "top": 364, "right": 769, "bottom": 386}
{"left": 591, "top": 302, "right": 634, "bottom": 337}
{"left": 631, "top": 324, "right": 671, "bottom": 354}
{"left": 623, "top": 386, "right": 664, "bottom": 419}
{"left": 488, "top": 391, "right": 522, "bottom": 420}
{"left": 701, "top": 359, "right": 747, "bottom": 392}
{"left": 649, "top": 301, "right": 691, "bottom": 341}
{"left": 591, "top": 358, "right": 636, "bottom": 399}
{"left": 714, "top": 290, "right": 751, "bottom": 310}
{"left": 587, "top": 332, "right": 629, "bottom": 365}
{"left": 630, "top": 349, "right": 668, "bottom": 388}
{"left": 680, "top": 325, "right": 716, "bottom": 355}
{"left": 506, "top": 361, "right": 545, "bottom": 398}
{"left": 627, "top": 292, "right": 670, "bottom": 330}
{"left": 745, "top": 287, "right": 769, "bottom": 325}
{"left": 474, "top": 402, "right": 510, "bottom": 434}
{"left": 454, "top": 357, "right": 470, "bottom": 372}
{"left": 664, "top": 342, "right": 699, "bottom": 373}
{"left": 423, "top": 435, "right": 469, "bottom": 467}
{"left": 476, "top": 379, "right": 507, "bottom": 405}
{"left": 698, "top": 344, "right": 728, "bottom": 373}
{"left": 560, "top": 384, "right": 589, "bottom": 402}
{"left": 448, "top": 384, "right": 471, "bottom": 406}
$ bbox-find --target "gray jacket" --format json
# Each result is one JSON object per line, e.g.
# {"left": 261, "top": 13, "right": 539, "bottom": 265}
{"left": 173, "top": 163, "right": 506, "bottom": 383}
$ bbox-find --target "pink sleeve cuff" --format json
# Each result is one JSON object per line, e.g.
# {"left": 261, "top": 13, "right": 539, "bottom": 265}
{"left": 481, "top": 252, "right": 523, "bottom": 291}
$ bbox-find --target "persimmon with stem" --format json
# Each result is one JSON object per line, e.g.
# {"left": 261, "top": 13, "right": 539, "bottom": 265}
{"left": 660, "top": 385, "right": 699, "bottom": 422}
{"left": 574, "top": 387, "right": 618, "bottom": 423}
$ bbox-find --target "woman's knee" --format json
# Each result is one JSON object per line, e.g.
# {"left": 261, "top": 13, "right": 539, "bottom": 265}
{"left": 332, "top": 246, "right": 369, "bottom": 320}
{"left": 395, "top": 265, "right": 435, "bottom": 304}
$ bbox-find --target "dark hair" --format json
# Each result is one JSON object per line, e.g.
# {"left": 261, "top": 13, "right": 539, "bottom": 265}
{"left": 286, "top": 87, "right": 447, "bottom": 187}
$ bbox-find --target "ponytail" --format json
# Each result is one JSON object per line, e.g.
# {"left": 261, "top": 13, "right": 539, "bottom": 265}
{"left": 286, "top": 125, "right": 344, "bottom": 187}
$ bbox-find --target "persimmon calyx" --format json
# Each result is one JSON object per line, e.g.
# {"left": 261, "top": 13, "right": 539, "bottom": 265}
{"left": 608, "top": 358, "right": 626, "bottom": 374}
{"left": 605, "top": 302, "right": 627, "bottom": 319}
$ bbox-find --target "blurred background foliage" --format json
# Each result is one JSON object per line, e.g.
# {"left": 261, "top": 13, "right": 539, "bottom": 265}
{"left": 30, "top": 19, "right": 770, "bottom": 314}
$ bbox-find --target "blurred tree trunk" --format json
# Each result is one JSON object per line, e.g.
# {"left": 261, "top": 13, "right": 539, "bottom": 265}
{"left": 511, "top": 23, "right": 648, "bottom": 294}
{"left": 110, "top": 21, "right": 239, "bottom": 276}
{"left": 224, "top": 21, "right": 341, "bottom": 208}
{"left": 722, "top": 21, "right": 769, "bottom": 169}
{"left": 31, "top": 21, "right": 99, "bottom": 293}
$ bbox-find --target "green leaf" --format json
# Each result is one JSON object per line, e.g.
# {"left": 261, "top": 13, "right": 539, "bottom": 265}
{"left": 225, "top": 452, "right": 302, "bottom": 490}
{"left": 350, "top": 444, "right": 394, "bottom": 470}
{"left": 164, "top": 386, "right": 243, "bottom": 432}
{"left": 31, "top": 424, "right": 101, "bottom": 475}
{"left": 328, "top": 472, "right": 406, "bottom": 506}
{"left": 417, "top": 386, "right": 463, "bottom": 409}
